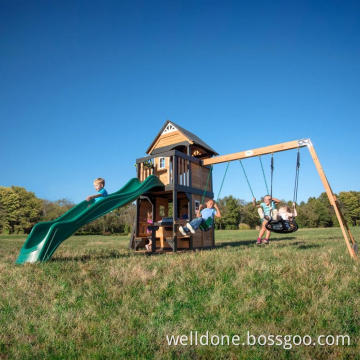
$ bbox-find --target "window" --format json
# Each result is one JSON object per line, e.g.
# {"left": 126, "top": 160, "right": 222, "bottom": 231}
{"left": 159, "top": 205, "right": 166, "bottom": 217}
{"left": 195, "top": 200, "right": 200, "bottom": 211}
{"left": 159, "top": 157, "right": 166, "bottom": 169}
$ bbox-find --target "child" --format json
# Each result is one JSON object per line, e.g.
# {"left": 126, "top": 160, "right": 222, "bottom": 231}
{"left": 255, "top": 195, "right": 281, "bottom": 245}
{"left": 86, "top": 178, "right": 108, "bottom": 202}
{"left": 179, "top": 199, "right": 221, "bottom": 235}
{"left": 145, "top": 211, "right": 153, "bottom": 251}
{"left": 278, "top": 203, "right": 297, "bottom": 230}
{"left": 278, "top": 203, "right": 297, "bottom": 221}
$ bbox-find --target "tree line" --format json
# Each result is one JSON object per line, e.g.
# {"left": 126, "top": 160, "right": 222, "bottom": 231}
{"left": 214, "top": 192, "right": 360, "bottom": 230}
{"left": 1, "top": 186, "right": 360, "bottom": 235}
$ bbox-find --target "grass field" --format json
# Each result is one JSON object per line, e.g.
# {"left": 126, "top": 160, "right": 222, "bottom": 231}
{"left": 1, "top": 228, "right": 360, "bottom": 359}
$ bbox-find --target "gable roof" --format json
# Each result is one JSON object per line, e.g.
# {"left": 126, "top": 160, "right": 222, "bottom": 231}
{"left": 146, "top": 120, "right": 218, "bottom": 155}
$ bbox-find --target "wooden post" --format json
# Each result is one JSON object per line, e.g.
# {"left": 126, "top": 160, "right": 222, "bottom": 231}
{"left": 211, "top": 169, "right": 215, "bottom": 248}
{"left": 151, "top": 197, "right": 156, "bottom": 253}
{"left": 185, "top": 192, "right": 193, "bottom": 250}
{"left": 188, "top": 158, "right": 193, "bottom": 219}
{"left": 172, "top": 155, "right": 178, "bottom": 252}
{"left": 188, "top": 193, "right": 193, "bottom": 222}
{"left": 187, "top": 153, "right": 193, "bottom": 250}
{"left": 131, "top": 163, "right": 141, "bottom": 248}
{"left": 135, "top": 199, "right": 140, "bottom": 237}
{"left": 306, "top": 141, "right": 357, "bottom": 259}
{"left": 151, "top": 227, "right": 157, "bottom": 253}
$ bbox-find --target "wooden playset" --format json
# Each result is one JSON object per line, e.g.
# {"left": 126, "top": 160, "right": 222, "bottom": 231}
{"left": 130, "top": 121, "right": 217, "bottom": 252}
{"left": 130, "top": 120, "right": 358, "bottom": 259}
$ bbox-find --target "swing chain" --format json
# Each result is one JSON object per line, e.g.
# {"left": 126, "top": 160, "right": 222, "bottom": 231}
{"left": 270, "top": 153, "right": 274, "bottom": 200}
{"left": 216, "top": 162, "right": 230, "bottom": 202}
{"left": 201, "top": 165, "right": 213, "bottom": 204}
{"left": 239, "top": 160, "right": 255, "bottom": 200}
{"left": 293, "top": 148, "right": 300, "bottom": 204}
{"left": 259, "top": 156, "right": 270, "bottom": 194}
{"left": 201, "top": 162, "right": 230, "bottom": 204}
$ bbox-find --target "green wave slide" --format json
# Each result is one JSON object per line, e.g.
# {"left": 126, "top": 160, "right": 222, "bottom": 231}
{"left": 16, "top": 175, "right": 163, "bottom": 264}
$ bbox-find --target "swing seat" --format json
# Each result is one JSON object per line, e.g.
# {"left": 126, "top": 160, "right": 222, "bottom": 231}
{"left": 265, "top": 219, "right": 298, "bottom": 234}
{"left": 199, "top": 217, "right": 214, "bottom": 232}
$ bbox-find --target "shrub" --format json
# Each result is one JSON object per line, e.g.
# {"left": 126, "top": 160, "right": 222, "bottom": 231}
{"left": 225, "top": 225, "right": 237, "bottom": 230}
{"left": 238, "top": 223, "right": 250, "bottom": 230}
{"left": 124, "top": 224, "right": 131, "bottom": 234}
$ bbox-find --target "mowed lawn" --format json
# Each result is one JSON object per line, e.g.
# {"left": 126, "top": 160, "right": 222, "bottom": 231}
{"left": 1, "top": 228, "right": 360, "bottom": 359}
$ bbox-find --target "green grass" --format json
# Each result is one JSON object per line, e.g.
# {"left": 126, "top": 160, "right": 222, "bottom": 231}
{"left": 1, "top": 228, "right": 360, "bottom": 359}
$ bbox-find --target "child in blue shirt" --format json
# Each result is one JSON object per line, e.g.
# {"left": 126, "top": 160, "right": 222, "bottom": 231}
{"left": 255, "top": 195, "right": 280, "bottom": 245}
{"left": 179, "top": 199, "right": 221, "bottom": 235}
{"left": 86, "top": 178, "right": 108, "bottom": 203}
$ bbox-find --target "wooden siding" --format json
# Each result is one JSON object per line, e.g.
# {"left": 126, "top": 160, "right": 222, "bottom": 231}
{"left": 191, "top": 163, "right": 212, "bottom": 191}
{"left": 154, "top": 156, "right": 170, "bottom": 185}
{"left": 138, "top": 200, "right": 152, "bottom": 236}
{"left": 149, "top": 131, "right": 189, "bottom": 154}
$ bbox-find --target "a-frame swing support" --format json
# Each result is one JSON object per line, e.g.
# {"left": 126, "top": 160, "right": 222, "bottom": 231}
{"left": 202, "top": 138, "right": 358, "bottom": 260}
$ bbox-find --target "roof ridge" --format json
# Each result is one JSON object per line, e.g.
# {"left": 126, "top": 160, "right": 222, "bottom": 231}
{"left": 146, "top": 120, "right": 218, "bottom": 155}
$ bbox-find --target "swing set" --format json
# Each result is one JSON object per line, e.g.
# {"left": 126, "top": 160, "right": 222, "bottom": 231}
{"left": 200, "top": 146, "right": 300, "bottom": 234}
{"left": 200, "top": 138, "right": 358, "bottom": 259}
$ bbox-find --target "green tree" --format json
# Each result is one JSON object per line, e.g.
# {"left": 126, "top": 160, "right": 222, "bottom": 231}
{"left": 338, "top": 191, "right": 360, "bottom": 226}
{"left": 0, "top": 195, "right": 7, "bottom": 233}
{"left": 76, "top": 203, "right": 136, "bottom": 235}
{"left": 41, "top": 199, "right": 74, "bottom": 221}
{"left": 296, "top": 194, "right": 333, "bottom": 228}
{"left": 215, "top": 196, "right": 242, "bottom": 230}
{"left": 241, "top": 202, "right": 261, "bottom": 229}
{"left": 0, "top": 186, "right": 43, "bottom": 234}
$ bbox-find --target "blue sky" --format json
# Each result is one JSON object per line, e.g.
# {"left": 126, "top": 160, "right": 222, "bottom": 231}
{"left": 1, "top": 0, "right": 359, "bottom": 204}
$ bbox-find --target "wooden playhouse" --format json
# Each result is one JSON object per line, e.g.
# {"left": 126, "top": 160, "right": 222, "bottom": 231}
{"left": 130, "top": 120, "right": 218, "bottom": 252}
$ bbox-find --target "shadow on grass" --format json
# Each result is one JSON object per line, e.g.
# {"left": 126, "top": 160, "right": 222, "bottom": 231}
{"left": 50, "top": 250, "right": 133, "bottom": 263}
{"left": 292, "top": 241, "right": 322, "bottom": 250}
{"left": 296, "top": 244, "right": 322, "bottom": 250}
{"left": 51, "top": 238, "right": 323, "bottom": 262}
{"left": 51, "top": 248, "right": 187, "bottom": 261}
{"left": 216, "top": 236, "right": 296, "bottom": 248}
{"left": 276, "top": 241, "right": 322, "bottom": 250}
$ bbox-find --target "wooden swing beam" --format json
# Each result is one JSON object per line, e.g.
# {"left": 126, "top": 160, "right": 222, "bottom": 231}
{"left": 202, "top": 138, "right": 357, "bottom": 259}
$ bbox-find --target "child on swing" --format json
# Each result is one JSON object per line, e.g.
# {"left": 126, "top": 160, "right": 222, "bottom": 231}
{"left": 278, "top": 203, "right": 297, "bottom": 230}
{"left": 278, "top": 204, "right": 297, "bottom": 221}
{"left": 179, "top": 199, "right": 221, "bottom": 235}
{"left": 254, "top": 195, "right": 281, "bottom": 245}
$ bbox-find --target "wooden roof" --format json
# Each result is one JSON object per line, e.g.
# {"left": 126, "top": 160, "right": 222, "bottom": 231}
{"left": 146, "top": 120, "right": 218, "bottom": 156}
